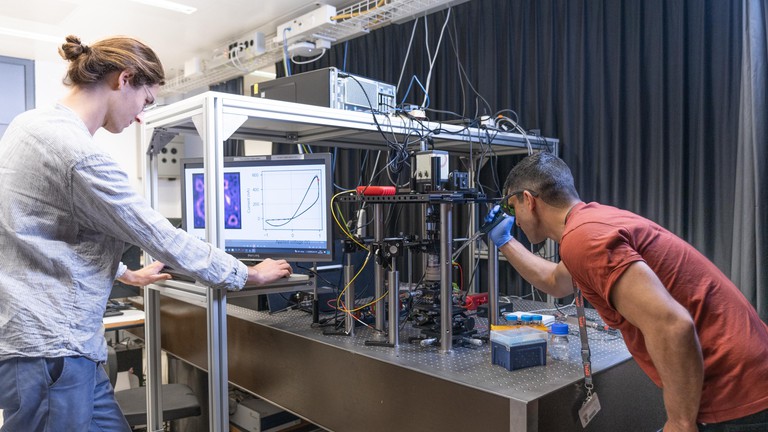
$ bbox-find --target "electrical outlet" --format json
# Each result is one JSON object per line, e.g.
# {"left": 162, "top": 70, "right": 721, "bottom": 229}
{"left": 157, "top": 139, "right": 184, "bottom": 179}
{"left": 228, "top": 31, "right": 265, "bottom": 60}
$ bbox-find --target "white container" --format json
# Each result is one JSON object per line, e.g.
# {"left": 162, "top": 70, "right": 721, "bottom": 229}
{"left": 549, "top": 322, "right": 570, "bottom": 361}
{"left": 490, "top": 327, "right": 548, "bottom": 346}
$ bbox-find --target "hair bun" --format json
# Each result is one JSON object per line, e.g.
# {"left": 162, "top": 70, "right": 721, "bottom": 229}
{"left": 58, "top": 35, "right": 90, "bottom": 61}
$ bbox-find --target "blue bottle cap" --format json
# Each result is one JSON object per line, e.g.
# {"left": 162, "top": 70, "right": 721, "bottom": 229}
{"left": 520, "top": 315, "right": 533, "bottom": 322}
{"left": 502, "top": 312, "right": 518, "bottom": 322}
{"left": 532, "top": 314, "right": 543, "bottom": 321}
{"left": 551, "top": 322, "right": 569, "bottom": 335}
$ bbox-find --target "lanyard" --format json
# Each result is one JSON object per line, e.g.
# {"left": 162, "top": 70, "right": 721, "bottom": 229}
{"left": 573, "top": 283, "right": 594, "bottom": 398}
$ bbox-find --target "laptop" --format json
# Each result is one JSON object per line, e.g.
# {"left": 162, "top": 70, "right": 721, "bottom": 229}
{"left": 162, "top": 266, "right": 309, "bottom": 288}
{"left": 171, "top": 154, "right": 333, "bottom": 291}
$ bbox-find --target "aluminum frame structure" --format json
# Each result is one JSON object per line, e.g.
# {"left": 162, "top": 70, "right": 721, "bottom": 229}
{"left": 139, "top": 91, "right": 553, "bottom": 431}
{"left": 137, "top": 294, "right": 666, "bottom": 431}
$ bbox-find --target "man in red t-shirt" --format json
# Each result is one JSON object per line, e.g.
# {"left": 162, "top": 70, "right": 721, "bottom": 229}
{"left": 488, "top": 152, "right": 768, "bottom": 432}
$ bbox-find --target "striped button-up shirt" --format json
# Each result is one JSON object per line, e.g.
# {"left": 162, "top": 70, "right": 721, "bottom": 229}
{"left": 0, "top": 104, "right": 246, "bottom": 362}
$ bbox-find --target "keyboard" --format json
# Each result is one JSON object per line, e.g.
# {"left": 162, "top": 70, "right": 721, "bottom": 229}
{"left": 103, "top": 308, "right": 124, "bottom": 317}
{"left": 162, "top": 267, "right": 309, "bottom": 286}
{"left": 162, "top": 267, "right": 195, "bottom": 282}
{"left": 245, "top": 273, "right": 310, "bottom": 289}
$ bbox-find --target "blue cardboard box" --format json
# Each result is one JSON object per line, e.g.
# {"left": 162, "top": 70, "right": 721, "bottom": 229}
{"left": 491, "top": 338, "right": 547, "bottom": 371}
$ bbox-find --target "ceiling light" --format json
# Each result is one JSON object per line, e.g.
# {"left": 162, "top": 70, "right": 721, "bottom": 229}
{"left": 0, "top": 27, "right": 61, "bottom": 44}
{"left": 128, "top": 0, "right": 197, "bottom": 14}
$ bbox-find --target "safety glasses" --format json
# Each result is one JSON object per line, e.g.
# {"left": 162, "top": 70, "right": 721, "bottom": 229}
{"left": 142, "top": 85, "right": 157, "bottom": 112}
{"left": 498, "top": 190, "right": 538, "bottom": 216}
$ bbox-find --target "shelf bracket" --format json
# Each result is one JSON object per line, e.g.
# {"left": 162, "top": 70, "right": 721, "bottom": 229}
{"left": 192, "top": 112, "right": 247, "bottom": 142}
{"left": 146, "top": 128, "right": 177, "bottom": 155}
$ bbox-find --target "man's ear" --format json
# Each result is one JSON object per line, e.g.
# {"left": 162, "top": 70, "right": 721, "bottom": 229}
{"left": 524, "top": 190, "right": 537, "bottom": 210}
{"left": 116, "top": 70, "right": 134, "bottom": 90}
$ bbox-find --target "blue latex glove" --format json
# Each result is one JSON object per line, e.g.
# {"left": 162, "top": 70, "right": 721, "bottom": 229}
{"left": 485, "top": 205, "right": 515, "bottom": 248}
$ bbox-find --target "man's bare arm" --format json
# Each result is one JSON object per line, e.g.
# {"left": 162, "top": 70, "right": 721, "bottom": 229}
{"left": 498, "top": 238, "right": 574, "bottom": 298}
{"left": 610, "top": 261, "right": 702, "bottom": 432}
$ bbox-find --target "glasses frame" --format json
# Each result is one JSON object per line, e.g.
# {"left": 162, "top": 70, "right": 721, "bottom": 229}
{"left": 498, "top": 189, "right": 539, "bottom": 217}
{"left": 142, "top": 85, "right": 158, "bottom": 112}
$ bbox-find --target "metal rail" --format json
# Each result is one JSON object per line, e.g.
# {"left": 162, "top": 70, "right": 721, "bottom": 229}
{"left": 159, "top": 0, "right": 468, "bottom": 96}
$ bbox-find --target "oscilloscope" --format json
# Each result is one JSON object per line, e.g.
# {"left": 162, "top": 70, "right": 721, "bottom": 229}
{"left": 180, "top": 153, "right": 333, "bottom": 262}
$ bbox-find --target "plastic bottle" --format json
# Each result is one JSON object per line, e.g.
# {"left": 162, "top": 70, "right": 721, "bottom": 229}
{"left": 549, "top": 322, "right": 570, "bottom": 361}
{"left": 502, "top": 312, "right": 518, "bottom": 324}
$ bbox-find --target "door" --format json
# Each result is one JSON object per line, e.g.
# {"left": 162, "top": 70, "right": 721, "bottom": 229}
{"left": 0, "top": 55, "right": 34, "bottom": 138}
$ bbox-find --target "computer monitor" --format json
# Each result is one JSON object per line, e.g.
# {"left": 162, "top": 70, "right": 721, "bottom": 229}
{"left": 180, "top": 154, "right": 333, "bottom": 262}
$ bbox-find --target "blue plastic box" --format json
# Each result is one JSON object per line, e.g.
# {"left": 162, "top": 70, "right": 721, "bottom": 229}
{"left": 491, "top": 339, "right": 547, "bottom": 371}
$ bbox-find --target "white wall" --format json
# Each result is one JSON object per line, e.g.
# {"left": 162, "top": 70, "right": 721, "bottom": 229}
{"left": 33, "top": 62, "right": 276, "bottom": 221}
{"left": 34, "top": 59, "right": 180, "bottom": 218}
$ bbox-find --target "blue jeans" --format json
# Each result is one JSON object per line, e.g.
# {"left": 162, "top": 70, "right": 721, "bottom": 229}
{"left": 697, "top": 408, "right": 768, "bottom": 431}
{"left": 656, "top": 409, "right": 768, "bottom": 432}
{"left": 0, "top": 356, "right": 130, "bottom": 432}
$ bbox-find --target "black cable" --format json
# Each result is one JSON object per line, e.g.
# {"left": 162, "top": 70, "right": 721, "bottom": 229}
{"left": 337, "top": 73, "right": 401, "bottom": 148}
{"left": 484, "top": 128, "right": 502, "bottom": 195}
{"left": 296, "top": 264, "right": 337, "bottom": 288}
{"left": 448, "top": 17, "right": 468, "bottom": 119}
{"left": 356, "top": 150, "right": 370, "bottom": 187}
{"left": 423, "top": 107, "right": 469, "bottom": 122}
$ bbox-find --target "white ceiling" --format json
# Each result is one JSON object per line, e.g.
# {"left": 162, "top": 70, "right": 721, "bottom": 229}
{"left": 0, "top": 0, "right": 351, "bottom": 77}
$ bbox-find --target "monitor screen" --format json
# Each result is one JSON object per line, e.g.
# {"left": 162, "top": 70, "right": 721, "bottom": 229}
{"left": 180, "top": 154, "right": 333, "bottom": 262}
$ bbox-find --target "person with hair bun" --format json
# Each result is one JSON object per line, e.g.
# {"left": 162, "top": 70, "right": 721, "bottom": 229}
{"left": 0, "top": 35, "right": 292, "bottom": 431}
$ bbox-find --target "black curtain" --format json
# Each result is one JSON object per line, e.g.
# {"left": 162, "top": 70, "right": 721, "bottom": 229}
{"left": 732, "top": 0, "right": 768, "bottom": 320}
{"left": 275, "top": 0, "right": 765, "bottom": 311}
